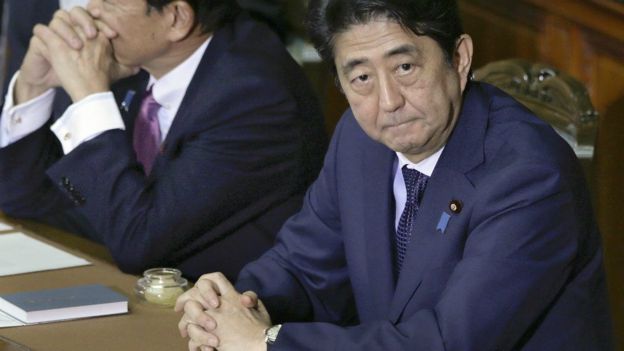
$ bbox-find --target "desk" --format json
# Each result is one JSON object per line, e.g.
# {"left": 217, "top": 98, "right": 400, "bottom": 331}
{"left": 0, "top": 215, "right": 188, "bottom": 351}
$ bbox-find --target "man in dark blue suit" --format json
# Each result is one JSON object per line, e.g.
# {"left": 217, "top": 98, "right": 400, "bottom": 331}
{"left": 175, "top": 0, "right": 613, "bottom": 349}
{"left": 0, "top": 0, "right": 326, "bottom": 280}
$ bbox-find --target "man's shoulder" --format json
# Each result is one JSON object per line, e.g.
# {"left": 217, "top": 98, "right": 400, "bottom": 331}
{"left": 213, "top": 13, "right": 293, "bottom": 70}
{"left": 473, "top": 82, "right": 577, "bottom": 169}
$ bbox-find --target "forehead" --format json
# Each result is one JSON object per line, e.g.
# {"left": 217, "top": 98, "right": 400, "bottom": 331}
{"left": 333, "top": 20, "right": 438, "bottom": 71}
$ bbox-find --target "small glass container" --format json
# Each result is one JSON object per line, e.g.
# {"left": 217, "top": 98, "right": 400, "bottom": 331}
{"left": 135, "top": 268, "right": 188, "bottom": 307}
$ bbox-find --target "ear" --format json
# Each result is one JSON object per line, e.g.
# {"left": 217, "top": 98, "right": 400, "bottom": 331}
{"left": 164, "top": 1, "right": 196, "bottom": 42}
{"left": 454, "top": 34, "right": 473, "bottom": 92}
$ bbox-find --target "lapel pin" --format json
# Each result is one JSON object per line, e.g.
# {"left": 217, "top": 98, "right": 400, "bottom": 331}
{"left": 449, "top": 200, "right": 463, "bottom": 214}
{"left": 436, "top": 212, "right": 451, "bottom": 233}
{"left": 120, "top": 90, "right": 136, "bottom": 112}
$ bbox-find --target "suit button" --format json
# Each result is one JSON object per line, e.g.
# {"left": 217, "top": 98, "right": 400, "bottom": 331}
{"left": 60, "top": 177, "right": 70, "bottom": 187}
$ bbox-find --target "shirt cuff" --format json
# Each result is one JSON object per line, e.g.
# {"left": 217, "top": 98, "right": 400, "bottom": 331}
{"left": 51, "top": 92, "right": 126, "bottom": 154}
{"left": 0, "top": 71, "right": 56, "bottom": 147}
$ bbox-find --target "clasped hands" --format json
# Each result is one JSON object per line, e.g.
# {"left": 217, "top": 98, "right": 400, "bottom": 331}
{"left": 15, "top": 7, "right": 138, "bottom": 105}
{"left": 175, "top": 272, "right": 272, "bottom": 351}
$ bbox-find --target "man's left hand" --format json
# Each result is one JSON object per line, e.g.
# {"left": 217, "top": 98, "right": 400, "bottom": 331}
{"left": 177, "top": 273, "right": 271, "bottom": 351}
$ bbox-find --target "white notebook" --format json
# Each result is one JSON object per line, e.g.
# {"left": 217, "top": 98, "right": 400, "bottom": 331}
{"left": 0, "top": 232, "right": 90, "bottom": 277}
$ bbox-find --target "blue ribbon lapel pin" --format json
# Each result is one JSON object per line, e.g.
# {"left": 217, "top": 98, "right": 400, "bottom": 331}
{"left": 120, "top": 90, "right": 136, "bottom": 112}
{"left": 436, "top": 212, "right": 451, "bottom": 233}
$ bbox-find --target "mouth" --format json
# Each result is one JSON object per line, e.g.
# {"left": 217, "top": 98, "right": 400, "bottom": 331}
{"left": 383, "top": 116, "right": 420, "bottom": 130}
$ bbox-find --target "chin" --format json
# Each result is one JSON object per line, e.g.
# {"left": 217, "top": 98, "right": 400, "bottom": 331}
{"left": 390, "top": 137, "right": 428, "bottom": 153}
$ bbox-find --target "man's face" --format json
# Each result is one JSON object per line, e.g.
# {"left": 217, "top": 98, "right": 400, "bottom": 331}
{"left": 334, "top": 19, "right": 471, "bottom": 162}
{"left": 87, "top": 0, "right": 171, "bottom": 70}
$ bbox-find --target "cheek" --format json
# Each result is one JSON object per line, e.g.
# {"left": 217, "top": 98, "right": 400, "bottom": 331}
{"left": 349, "top": 99, "right": 381, "bottom": 135}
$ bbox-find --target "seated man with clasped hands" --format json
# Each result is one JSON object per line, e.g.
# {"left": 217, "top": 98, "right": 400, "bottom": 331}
{"left": 175, "top": 0, "right": 613, "bottom": 350}
{"left": 0, "top": 0, "right": 327, "bottom": 280}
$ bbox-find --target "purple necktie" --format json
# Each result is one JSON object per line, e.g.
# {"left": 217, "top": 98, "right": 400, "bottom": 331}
{"left": 395, "top": 166, "right": 429, "bottom": 275}
{"left": 133, "top": 89, "right": 162, "bottom": 175}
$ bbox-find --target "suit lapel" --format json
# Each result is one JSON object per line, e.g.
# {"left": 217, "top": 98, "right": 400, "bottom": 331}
{"left": 389, "top": 167, "right": 474, "bottom": 321}
{"left": 388, "top": 82, "right": 489, "bottom": 321}
{"left": 359, "top": 140, "right": 396, "bottom": 317}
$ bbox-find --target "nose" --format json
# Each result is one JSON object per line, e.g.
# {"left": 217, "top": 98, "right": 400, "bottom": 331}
{"left": 378, "top": 74, "right": 404, "bottom": 113}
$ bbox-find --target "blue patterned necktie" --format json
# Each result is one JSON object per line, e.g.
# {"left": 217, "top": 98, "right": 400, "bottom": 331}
{"left": 395, "top": 166, "right": 429, "bottom": 275}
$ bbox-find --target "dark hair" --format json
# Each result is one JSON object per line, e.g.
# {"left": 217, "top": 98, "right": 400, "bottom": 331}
{"left": 146, "top": 0, "right": 241, "bottom": 34}
{"left": 307, "top": 0, "right": 463, "bottom": 71}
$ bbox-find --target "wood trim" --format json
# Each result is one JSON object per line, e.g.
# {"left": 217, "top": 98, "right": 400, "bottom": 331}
{"left": 590, "top": 0, "right": 624, "bottom": 17}
{"left": 524, "top": 0, "right": 624, "bottom": 41}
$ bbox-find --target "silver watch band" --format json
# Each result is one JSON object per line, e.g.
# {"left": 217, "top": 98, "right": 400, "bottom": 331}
{"left": 264, "top": 324, "right": 282, "bottom": 345}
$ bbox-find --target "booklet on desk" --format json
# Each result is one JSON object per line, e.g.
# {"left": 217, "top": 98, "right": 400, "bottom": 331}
{"left": 0, "top": 284, "right": 128, "bottom": 324}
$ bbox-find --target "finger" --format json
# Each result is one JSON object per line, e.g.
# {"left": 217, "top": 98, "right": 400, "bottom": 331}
{"left": 33, "top": 24, "right": 71, "bottom": 54}
{"left": 241, "top": 290, "right": 259, "bottom": 308}
{"left": 175, "top": 287, "right": 212, "bottom": 312}
{"left": 48, "top": 10, "right": 83, "bottom": 49}
{"left": 187, "top": 324, "right": 220, "bottom": 349}
{"left": 69, "top": 6, "right": 98, "bottom": 38}
{"left": 188, "top": 340, "right": 215, "bottom": 351}
{"left": 194, "top": 278, "right": 224, "bottom": 308}
{"left": 188, "top": 339, "right": 201, "bottom": 351}
{"left": 197, "top": 272, "right": 238, "bottom": 305}
{"left": 183, "top": 300, "right": 217, "bottom": 331}
{"left": 94, "top": 19, "right": 118, "bottom": 39}
{"left": 178, "top": 313, "right": 192, "bottom": 338}
{"left": 27, "top": 33, "right": 51, "bottom": 59}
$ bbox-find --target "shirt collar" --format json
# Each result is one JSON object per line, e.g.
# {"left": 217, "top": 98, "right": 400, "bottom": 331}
{"left": 147, "top": 36, "right": 212, "bottom": 116}
{"left": 395, "top": 146, "right": 445, "bottom": 177}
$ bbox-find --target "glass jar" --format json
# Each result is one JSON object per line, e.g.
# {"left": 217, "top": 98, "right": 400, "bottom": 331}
{"left": 135, "top": 268, "right": 188, "bottom": 307}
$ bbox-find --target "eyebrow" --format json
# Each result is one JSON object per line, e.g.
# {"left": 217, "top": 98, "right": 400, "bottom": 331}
{"left": 341, "top": 58, "right": 368, "bottom": 76}
{"left": 340, "top": 44, "right": 421, "bottom": 76}
{"left": 385, "top": 44, "right": 420, "bottom": 58}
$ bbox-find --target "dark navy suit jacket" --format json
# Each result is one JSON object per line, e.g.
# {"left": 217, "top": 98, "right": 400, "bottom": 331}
{"left": 237, "top": 82, "right": 612, "bottom": 350}
{"left": 0, "top": 14, "right": 327, "bottom": 281}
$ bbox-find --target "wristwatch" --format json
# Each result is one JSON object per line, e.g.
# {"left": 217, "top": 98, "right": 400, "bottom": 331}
{"left": 264, "top": 324, "right": 282, "bottom": 345}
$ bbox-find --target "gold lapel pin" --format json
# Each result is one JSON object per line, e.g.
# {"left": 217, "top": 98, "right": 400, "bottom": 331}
{"left": 449, "top": 200, "right": 463, "bottom": 214}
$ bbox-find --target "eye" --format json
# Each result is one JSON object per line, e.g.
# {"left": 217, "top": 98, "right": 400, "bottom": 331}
{"left": 352, "top": 74, "right": 369, "bottom": 83}
{"left": 397, "top": 63, "right": 414, "bottom": 75}
{"left": 344, "top": 70, "right": 374, "bottom": 94}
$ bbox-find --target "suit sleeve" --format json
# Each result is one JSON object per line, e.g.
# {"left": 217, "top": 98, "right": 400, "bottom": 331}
{"left": 236, "top": 115, "right": 357, "bottom": 325}
{"left": 0, "top": 121, "right": 73, "bottom": 217}
{"left": 237, "top": 122, "right": 582, "bottom": 350}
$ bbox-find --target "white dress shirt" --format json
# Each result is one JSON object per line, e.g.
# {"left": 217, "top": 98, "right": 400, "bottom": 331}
{"left": 393, "top": 147, "right": 444, "bottom": 229}
{"left": 0, "top": 38, "right": 211, "bottom": 153}
{"left": 59, "top": 0, "right": 89, "bottom": 10}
